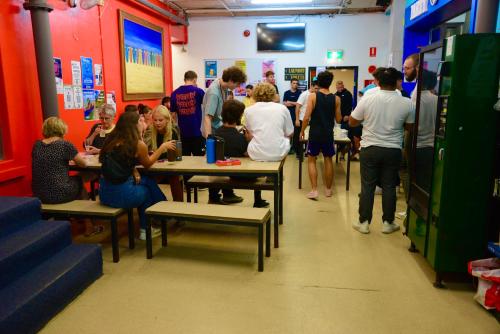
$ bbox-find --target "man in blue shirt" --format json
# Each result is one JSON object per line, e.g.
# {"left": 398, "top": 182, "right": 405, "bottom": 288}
{"left": 283, "top": 78, "right": 301, "bottom": 154}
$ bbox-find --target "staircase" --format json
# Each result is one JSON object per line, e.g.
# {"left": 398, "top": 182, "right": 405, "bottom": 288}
{"left": 0, "top": 197, "right": 102, "bottom": 333}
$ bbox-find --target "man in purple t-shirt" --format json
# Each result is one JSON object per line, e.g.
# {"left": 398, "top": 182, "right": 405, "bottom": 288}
{"left": 170, "top": 71, "right": 206, "bottom": 156}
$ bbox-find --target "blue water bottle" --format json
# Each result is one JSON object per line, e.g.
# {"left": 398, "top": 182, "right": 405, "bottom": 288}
{"left": 206, "top": 136, "right": 216, "bottom": 163}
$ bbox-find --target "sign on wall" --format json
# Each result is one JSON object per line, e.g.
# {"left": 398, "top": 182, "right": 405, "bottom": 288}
{"left": 369, "top": 47, "right": 377, "bottom": 57}
{"left": 284, "top": 67, "right": 306, "bottom": 81}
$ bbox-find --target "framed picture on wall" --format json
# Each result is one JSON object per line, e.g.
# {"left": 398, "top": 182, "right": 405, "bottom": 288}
{"left": 119, "top": 10, "right": 165, "bottom": 101}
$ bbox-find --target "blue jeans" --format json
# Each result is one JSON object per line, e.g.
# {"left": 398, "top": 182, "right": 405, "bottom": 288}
{"left": 99, "top": 176, "right": 167, "bottom": 229}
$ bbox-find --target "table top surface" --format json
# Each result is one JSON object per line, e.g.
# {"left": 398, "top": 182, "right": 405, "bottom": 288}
{"left": 75, "top": 155, "right": 283, "bottom": 174}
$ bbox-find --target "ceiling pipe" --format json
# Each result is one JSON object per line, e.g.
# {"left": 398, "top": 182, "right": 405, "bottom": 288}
{"left": 218, "top": 0, "right": 235, "bottom": 17}
{"left": 187, "top": 5, "right": 344, "bottom": 14}
{"left": 134, "top": 0, "right": 188, "bottom": 25}
{"left": 23, "top": 0, "right": 59, "bottom": 119}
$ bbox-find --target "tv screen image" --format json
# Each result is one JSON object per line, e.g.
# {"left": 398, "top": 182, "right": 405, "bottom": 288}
{"left": 257, "top": 23, "right": 305, "bottom": 52}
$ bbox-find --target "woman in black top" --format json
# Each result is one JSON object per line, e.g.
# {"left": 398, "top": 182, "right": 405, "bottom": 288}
{"left": 98, "top": 111, "right": 175, "bottom": 240}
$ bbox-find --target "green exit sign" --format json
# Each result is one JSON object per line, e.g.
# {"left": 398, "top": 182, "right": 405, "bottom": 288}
{"left": 327, "top": 49, "right": 344, "bottom": 60}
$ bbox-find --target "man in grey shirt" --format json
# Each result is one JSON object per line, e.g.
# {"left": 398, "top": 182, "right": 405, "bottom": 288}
{"left": 202, "top": 66, "right": 247, "bottom": 137}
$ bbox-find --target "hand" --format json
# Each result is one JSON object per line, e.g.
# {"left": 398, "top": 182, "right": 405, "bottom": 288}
{"left": 343, "top": 116, "right": 349, "bottom": 122}
{"left": 133, "top": 169, "right": 141, "bottom": 184}
{"left": 86, "top": 145, "right": 100, "bottom": 155}
{"left": 93, "top": 125, "right": 102, "bottom": 136}
{"left": 300, "top": 132, "right": 305, "bottom": 142}
{"left": 161, "top": 140, "right": 176, "bottom": 152}
{"left": 295, "top": 120, "right": 300, "bottom": 127}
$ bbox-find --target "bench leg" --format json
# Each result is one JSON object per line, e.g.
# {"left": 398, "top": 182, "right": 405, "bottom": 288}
{"left": 90, "top": 180, "right": 96, "bottom": 201}
{"left": 146, "top": 216, "right": 153, "bottom": 259}
{"left": 111, "top": 217, "right": 119, "bottom": 263}
{"left": 258, "top": 225, "right": 264, "bottom": 272}
{"left": 298, "top": 142, "right": 303, "bottom": 189}
{"left": 279, "top": 166, "right": 283, "bottom": 225}
{"left": 266, "top": 218, "right": 271, "bottom": 257}
{"left": 161, "top": 219, "right": 167, "bottom": 247}
{"left": 194, "top": 187, "right": 198, "bottom": 203}
{"left": 273, "top": 175, "right": 279, "bottom": 248}
{"left": 186, "top": 186, "right": 192, "bottom": 203}
{"left": 127, "top": 209, "right": 135, "bottom": 250}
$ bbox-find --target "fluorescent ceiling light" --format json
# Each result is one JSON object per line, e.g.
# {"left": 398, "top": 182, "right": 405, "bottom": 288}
{"left": 251, "top": 0, "right": 313, "bottom": 4}
{"left": 266, "top": 23, "right": 305, "bottom": 28}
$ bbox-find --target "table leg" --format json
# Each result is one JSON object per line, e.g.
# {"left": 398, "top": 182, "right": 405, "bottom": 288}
{"left": 186, "top": 186, "right": 191, "bottom": 203}
{"left": 273, "top": 174, "right": 279, "bottom": 248}
{"left": 279, "top": 166, "right": 283, "bottom": 226}
{"left": 146, "top": 216, "right": 153, "bottom": 259}
{"left": 111, "top": 217, "right": 119, "bottom": 263}
{"left": 265, "top": 217, "right": 271, "bottom": 257}
{"left": 346, "top": 142, "right": 351, "bottom": 191}
{"left": 258, "top": 225, "right": 263, "bottom": 272}
{"left": 298, "top": 141, "right": 303, "bottom": 189}
{"left": 161, "top": 219, "right": 167, "bottom": 247}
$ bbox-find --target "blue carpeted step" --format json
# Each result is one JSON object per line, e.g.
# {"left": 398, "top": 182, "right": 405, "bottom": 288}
{"left": 0, "top": 220, "right": 72, "bottom": 288}
{"left": 0, "top": 197, "right": 41, "bottom": 238}
{"left": 0, "top": 244, "right": 102, "bottom": 334}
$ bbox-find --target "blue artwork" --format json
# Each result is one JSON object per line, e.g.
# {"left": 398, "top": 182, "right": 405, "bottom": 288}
{"left": 123, "top": 18, "right": 162, "bottom": 68}
{"left": 205, "top": 61, "right": 217, "bottom": 78}
{"left": 81, "top": 57, "right": 94, "bottom": 89}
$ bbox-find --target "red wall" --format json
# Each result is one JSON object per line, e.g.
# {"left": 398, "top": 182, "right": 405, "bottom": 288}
{"left": 0, "top": 0, "right": 178, "bottom": 196}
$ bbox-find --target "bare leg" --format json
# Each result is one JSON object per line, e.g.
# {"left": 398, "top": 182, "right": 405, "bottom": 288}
{"left": 307, "top": 156, "right": 318, "bottom": 191}
{"left": 324, "top": 156, "right": 334, "bottom": 189}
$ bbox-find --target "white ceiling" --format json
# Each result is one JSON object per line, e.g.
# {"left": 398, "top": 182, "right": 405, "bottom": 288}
{"left": 163, "top": 0, "right": 388, "bottom": 18}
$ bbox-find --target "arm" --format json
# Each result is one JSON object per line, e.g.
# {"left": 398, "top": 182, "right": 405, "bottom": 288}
{"left": 85, "top": 124, "right": 101, "bottom": 146}
{"left": 136, "top": 140, "right": 175, "bottom": 169}
{"left": 273, "top": 94, "right": 280, "bottom": 103}
{"left": 349, "top": 116, "right": 362, "bottom": 127}
{"left": 349, "top": 98, "right": 365, "bottom": 127}
{"left": 73, "top": 153, "right": 88, "bottom": 168}
{"left": 203, "top": 114, "right": 213, "bottom": 138}
{"left": 300, "top": 93, "right": 316, "bottom": 141}
{"left": 203, "top": 93, "right": 218, "bottom": 138}
{"left": 295, "top": 104, "right": 301, "bottom": 127}
{"left": 335, "top": 96, "right": 342, "bottom": 123}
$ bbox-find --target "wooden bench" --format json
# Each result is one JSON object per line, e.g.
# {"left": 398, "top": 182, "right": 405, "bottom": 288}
{"left": 145, "top": 201, "right": 271, "bottom": 272}
{"left": 185, "top": 176, "right": 274, "bottom": 203}
{"left": 41, "top": 200, "right": 134, "bottom": 263}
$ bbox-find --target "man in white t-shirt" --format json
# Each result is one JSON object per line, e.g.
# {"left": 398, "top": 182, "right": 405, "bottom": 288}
{"left": 245, "top": 83, "right": 294, "bottom": 161}
{"left": 349, "top": 67, "right": 415, "bottom": 234}
{"left": 294, "top": 80, "right": 318, "bottom": 158}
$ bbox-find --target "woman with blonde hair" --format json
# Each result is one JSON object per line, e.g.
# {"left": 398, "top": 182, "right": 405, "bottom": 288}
{"left": 32, "top": 117, "right": 102, "bottom": 236}
{"left": 244, "top": 83, "right": 294, "bottom": 161}
{"left": 144, "top": 105, "right": 183, "bottom": 202}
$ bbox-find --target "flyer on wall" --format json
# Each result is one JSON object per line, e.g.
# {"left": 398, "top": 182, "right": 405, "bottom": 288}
{"left": 80, "top": 56, "right": 94, "bottom": 89}
{"left": 53, "top": 58, "right": 63, "bottom": 94}
{"left": 73, "top": 86, "right": 83, "bottom": 109}
{"left": 94, "top": 64, "right": 103, "bottom": 86}
{"left": 205, "top": 60, "right": 217, "bottom": 78}
{"left": 233, "top": 83, "right": 246, "bottom": 97}
{"left": 234, "top": 60, "right": 247, "bottom": 74}
{"left": 94, "top": 90, "right": 105, "bottom": 113}
{"left": 63, "top": 85, "right": 74, "bottom": 109}
{"left": 71, "top": 60, "right": 82, "bottom": 86}
{"left": 106, "top": 91, "right": 116, "bottom": 111}
{"left": 262, "top": 60, "right": 275, "bottom": 79}
{"left": 83, "top": 89, "right": 96, "bottom": 120}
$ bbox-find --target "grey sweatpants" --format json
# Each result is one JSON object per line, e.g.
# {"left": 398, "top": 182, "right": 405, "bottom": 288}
{"left": 359, "top": 146, "right": 402, "bottom": 224}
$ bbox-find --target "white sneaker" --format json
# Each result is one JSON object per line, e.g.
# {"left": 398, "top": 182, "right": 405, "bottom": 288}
{"left": 375, "top": 186, "right": 383, "bottom": 195}
{"left": 139, "top": 227, "right": 162, "bottom": 241}
{"left": 382, "top": 221, "right": 400, "bottom": 234}
{"left": 352, "top": 221, "right": 370, "bottom": 234}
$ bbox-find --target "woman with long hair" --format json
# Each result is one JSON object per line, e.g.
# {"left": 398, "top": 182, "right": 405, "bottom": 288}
{"left": 98, "top": 111, "right": 175, "bottom": 240}
{"left": 143, "top": 105, "right": 183, "bottom": 202}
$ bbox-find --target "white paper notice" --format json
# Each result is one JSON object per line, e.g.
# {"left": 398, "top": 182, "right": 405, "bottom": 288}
{"left": 106, "top": 91, "right": 116, "bottom": 111}
{"left": 94, "top": 64, "right": 103, "bottom": 86}
{"left": 73, "top": 86, "right": 84, "bottom": 109}
{"left": 446, "top": 36, "right": 455, "bottom": 57}
{"left": 63, "top": 85, "right": 74, "bottom": 109}
{"left": 71, "top": 60, "right": 82, "bottom": 86}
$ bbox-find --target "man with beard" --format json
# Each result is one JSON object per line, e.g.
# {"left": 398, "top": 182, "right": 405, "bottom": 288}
{"left": 403, "top": 53, "right": 419, "bottom": 97}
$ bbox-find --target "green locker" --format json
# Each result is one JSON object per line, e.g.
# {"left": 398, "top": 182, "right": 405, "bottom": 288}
{"left": 407, "top": 34, "right": 500, "bottom": 287}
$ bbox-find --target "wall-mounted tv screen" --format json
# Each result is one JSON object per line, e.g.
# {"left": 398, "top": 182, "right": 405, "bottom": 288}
{"left": 257, "top": 23, "right": 305, "bottom": 52}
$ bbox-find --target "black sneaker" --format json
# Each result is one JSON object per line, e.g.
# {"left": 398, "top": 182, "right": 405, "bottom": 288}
{"left": 222, "top": 194, "right": 244, "bottom": 204}
{"left": 208, "top": 198, "right": 227, "bottom": 205}
{"left": 253, "top": 199, "right": 269, "bottom": 208}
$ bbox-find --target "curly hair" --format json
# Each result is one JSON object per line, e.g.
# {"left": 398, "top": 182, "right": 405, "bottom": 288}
{"left": 222, "top": 66, "right": 247, "bottom": 84}
{"left": 252, "top": 83, "right": 277, "bottom": 102}
{"left": 149, "top": 105, "right": 174, "bottom": 150}
{"left": 99, "top": 111, "right": 140, "bottom": 162}
{"left": 222, "top": 100, "right": 245, "bottom": 125}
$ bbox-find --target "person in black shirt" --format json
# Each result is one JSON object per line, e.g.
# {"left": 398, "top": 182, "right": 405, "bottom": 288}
{"left": 213, "top": 100, "right": 269, "bottom": 208}
{"left": 283, "top": 78, "right": 302, "bottom": 155}
{"left": 335, "top": 81, "right": 354, "bottom": 159}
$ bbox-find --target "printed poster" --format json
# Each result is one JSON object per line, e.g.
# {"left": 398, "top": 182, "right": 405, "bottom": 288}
{"left": 53, "top": 58, "right": 63, "bottom": 94}
{"left": 316, "top": 66, "right": 326, "bottom": 74}
{"left": 71, "top": 60, "right": 82, "bottom": 86}
{"left": 205, "top": 60, "right": 217, "bottom": 78}
{"left": 284, "top": 67, "right": 306, "bottom": 81}
{"left": 83, "top": 89, "right": 96, "bottom": 120}
{"left": 205, "top": 79, "right": 214, "bottom": 89}
{"left": 94, "top": 64, "right": 103, "bottom": 86}
{"left": 94, "top": 90, "right": 105, "bottom": 113}
{"left": 106, "top": 91, "right": 116, "bottom": 111}
{"left": 298, "top": 80, "right": 308, "bottom": 92}
{"left": 73, "top": 86, "right": 83, "bottom": 109}
{"left": 63, "top": 85, "right": 74, "bottom": 109}
{"left": 80, "top": 56, "right": 94, "bottom": 89}
{"left": 234, "top": 60, "right": 247, "bottom": 74}
{"left": 233, "top": 83, "right": 246, "bottom": 97}
{"left": 262, "top": 60, "right": 275, "bottom": 79}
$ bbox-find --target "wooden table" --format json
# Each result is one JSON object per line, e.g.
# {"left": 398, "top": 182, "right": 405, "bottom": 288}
{"left": 72, "top": 155, "right": 285, "bottom": 248}
{"left": 298, "top": 129, "right": 352, "bottom": 191}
